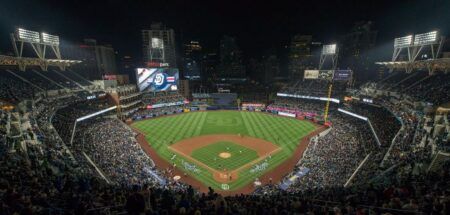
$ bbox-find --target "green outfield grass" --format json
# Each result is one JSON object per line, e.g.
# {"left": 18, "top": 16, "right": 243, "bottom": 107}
{"left": 190, "top": 141, "right": 259, "bottom": 171}
{"left": 132, "top": 111, "right": 317, "bottom": 191}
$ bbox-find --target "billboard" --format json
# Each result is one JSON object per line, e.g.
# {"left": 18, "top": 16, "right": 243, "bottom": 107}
{"left": 318, "top": 70, "right": 334, "bottom": 80}
{"left": 333, "top": 70, "right": 352, "bottom": 81}
{"left": 136, "top": 68, "right": 179, "bottom": 92}
{"left": 304, "top": 70, "right": 319, "bottom": 79}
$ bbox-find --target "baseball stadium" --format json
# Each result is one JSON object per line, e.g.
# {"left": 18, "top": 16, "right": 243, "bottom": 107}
{"left": 132, "top": 111, "right": 320, "bottom": 193}
{"left": 1, "top": 1, "right": 449, "bottom": 214}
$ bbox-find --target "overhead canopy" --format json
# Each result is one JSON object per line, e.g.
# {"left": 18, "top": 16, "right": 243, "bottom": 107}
{"left": 0, "top": 55, "right": 81, "bottom": 71}
{"left": 375, "top": 58, "right": 450, "bottom": 73}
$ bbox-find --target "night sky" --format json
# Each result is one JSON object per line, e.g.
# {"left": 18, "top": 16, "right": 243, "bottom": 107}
{"left": 0, "top": 0, "right": 449, "bottom": 60}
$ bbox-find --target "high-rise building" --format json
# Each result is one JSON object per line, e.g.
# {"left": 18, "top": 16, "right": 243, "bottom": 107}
{"left": 288, "top": 35, "right": 316, "bottom": 78}
{"left": 339, "top": 21, "right": 377, "bottom": 80}
{"left": 218, "top": 36, "right": 245, "bottom": 78}
{"left": 142, "top": 22, "right": 177, "bottom": 68}
{"left": 201, "top": 52, "right": 219, "bottom": 81}
{"left": 261, "top": 54, "right": 280, "bottom": 84}
{"left": 183, "top": 40, "right": 202, "bottom": 79}
{"left": 61, "top": 39, "right": 118, "bottom": 79}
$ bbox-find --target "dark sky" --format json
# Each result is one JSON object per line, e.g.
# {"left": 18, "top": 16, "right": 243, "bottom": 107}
{"left": 0, "top": 0, "right": 449, "bottom": 60}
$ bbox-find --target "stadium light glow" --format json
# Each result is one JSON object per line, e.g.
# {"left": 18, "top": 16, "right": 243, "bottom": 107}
{"left": 414, "top": 31, "right": 438, "bottom": 45}
{"left": 17, "top": 28, "right": 40, "bottom": 43}
{"left": 41, "top": 32, "right": 60, "bottom": 45}
{"left": 394, "top": 35, "right": 413, "bottom": 48}
{"left": 322, "top": 44, "right": 336, "bottom": 55}
{"left": 151, "top": 38, "right": 164, "bottom": 49}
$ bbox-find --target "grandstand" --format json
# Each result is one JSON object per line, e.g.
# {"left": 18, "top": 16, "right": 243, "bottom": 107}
{"left": 1, "top": 26, "right": 449, "bottom": 215}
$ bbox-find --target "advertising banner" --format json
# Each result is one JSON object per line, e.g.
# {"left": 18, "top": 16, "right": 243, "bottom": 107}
{"left": 304, "top": 70, "right": 319, "bottom": 79}
{"left": 146, "top": 101, "right": 185, "bottom": 109}
{"left": 278, "top": 111, "right": 296, "bottom": 118}
{"left": 333, "top": 70, "right": 352, "bottom": 81}
{"left": 318, "top": 70, "right": 334, "bottom": 80}
{"left": 277, "top": 93, "right": 340, "bottom": 104}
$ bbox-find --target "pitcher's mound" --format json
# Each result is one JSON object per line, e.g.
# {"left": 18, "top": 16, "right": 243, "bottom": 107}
{"left": 219, "top": 152, "right": 231, "bottom": 158}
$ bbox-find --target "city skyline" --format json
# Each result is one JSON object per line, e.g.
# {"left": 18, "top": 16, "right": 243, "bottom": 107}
{"left": 0, "top": 0, "right": 449, "bottom": 60}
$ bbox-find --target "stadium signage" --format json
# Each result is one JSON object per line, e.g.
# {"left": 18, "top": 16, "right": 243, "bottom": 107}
{"left": 277, "top": 93, "right": 340, "bottom": 104}
{"left": 304, "top": 70, "right": 319, "bottom": 79}
{"left": 362, "top": 98, "right": 373, "bottom": 103}
{"left": 333, "top": 70, "right": 352, "bottom": 81}
{"left": 147, "top": 101, "right": 186, "bottom": 109}
{"left": 337, "top": 108, "right": 368, "bottom": 121}
{"left": 278, "top": 111, "right": 296, "bottom": 118}
{"left": 242, "top": 103, "right": 265, "bottom": 107}
{"left": 146, "top": 61, "right": 169, "bottom": 67}
{"left": 76, "top": 106, "right": 117, "bottom": 122}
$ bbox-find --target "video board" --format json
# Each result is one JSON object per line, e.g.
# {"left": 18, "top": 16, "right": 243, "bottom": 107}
{"left": 136, "top": 68, "right": 179, "bottom": 92}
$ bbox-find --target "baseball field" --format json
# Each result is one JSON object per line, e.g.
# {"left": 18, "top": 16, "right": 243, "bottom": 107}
{"left": 132, "top": 111, "right": 317, "bottom": 191}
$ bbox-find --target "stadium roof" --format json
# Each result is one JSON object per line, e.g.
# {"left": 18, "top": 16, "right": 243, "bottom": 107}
{"left": 375, "top": 58, "right": 450, "bottom": 73}
{"left": 0, "top": 55, "right": 81, "bottom": 71}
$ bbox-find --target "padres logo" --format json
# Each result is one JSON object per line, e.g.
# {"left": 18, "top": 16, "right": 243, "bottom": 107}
{"left": 221, "top": 184, "right": 230, "bottom": 190}
{"left": 154, "top": 73, "right": 165, "bottom": 86}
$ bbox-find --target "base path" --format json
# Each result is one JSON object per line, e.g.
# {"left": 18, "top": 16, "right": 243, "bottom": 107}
{"left": 168, "top": 134, "right": 281, "bottom": 183}
{"left": 133, "top": 124, "right": 327, "bottom": 195}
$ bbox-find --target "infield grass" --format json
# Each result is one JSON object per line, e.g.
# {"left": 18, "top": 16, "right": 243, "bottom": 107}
{"left": 190, "top": 141, "right": 259, "bottom": 171}
{"left": 132, "top": 111, "right": 317, "bottom": 191}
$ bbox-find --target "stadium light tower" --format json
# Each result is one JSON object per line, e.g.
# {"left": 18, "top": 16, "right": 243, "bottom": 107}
{"left": 387, "top": 30, "right": 444, "bottom": 74}
{"left": 411, "top": 31, "right": 443, "bottom": 62}
{"left": 319, "top": 44, "right": 339, "bottom": 70}
{"left": 148, "top": 37, "right": 165, "bottom": 65}
{"left": 11, "top": 28, "right": 63, "bottom": 71}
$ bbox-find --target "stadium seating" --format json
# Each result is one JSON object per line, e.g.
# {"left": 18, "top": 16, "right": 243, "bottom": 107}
{"left": 0, "top": 67, "right": 449, "bottom": 214}
{"left": 0, "top": 69, "right": 36, "bottom": 103}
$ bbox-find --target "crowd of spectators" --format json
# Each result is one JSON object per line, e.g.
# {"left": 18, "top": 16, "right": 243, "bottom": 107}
{"left": 0, "top": 69, "right": 37, "bottom": 103}
{"left": 343, "top": 102, "right": 401, "bottom": 146}
{"left": 132, "top": 106, "right": 186, "bottom": 120}
{"left": 372, "top": 71, "right": 450, "bottom": 106}
{"left": 267, "top": 97, "right": 336, "bottom": 115}
{"left": 51, "top": 97, "right": 111, "bottom": 143}
{"left": 297, "top": 112, "right": 376, "bottom": 189}
{"left": 141, "top": 91, "right": 185, "bottom": 105}
{"left": 407, "top": 72, "right": 450, "bottom": 105}
{"left": 1, "top": 71, "right": 449, "bottom": 214}
{"left": 74, "top": 118, "right": 161, "bottom": 186}
{"left": 281, "top": 79, "right": 348, "bottom": 98}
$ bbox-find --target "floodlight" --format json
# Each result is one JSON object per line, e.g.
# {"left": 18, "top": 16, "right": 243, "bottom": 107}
{"left": 322, "top": 44, "right": 336, "bottom": 55}
{"left": 151, "top": 38, "right": 164, "bottom": 49}
{"left": 41, "top": 32, "right": 60, "bottom": 45}
{"left": 394, "top": 35, "right": 413, "bottom": 48}
{"left": 17, "top": 28, "right": 40, "bottom": 43}
{"left": 414, "top": 31, "right": 438, "bottom": 45}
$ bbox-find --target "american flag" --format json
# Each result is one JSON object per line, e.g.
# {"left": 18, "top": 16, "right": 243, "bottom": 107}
{"left": 167, "top": 76, "right": 175, "bottom": 82}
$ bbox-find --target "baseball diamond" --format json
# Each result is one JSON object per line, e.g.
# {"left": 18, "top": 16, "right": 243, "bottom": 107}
{"left": 132, "top": 111, "right": 319, "bottom": 191}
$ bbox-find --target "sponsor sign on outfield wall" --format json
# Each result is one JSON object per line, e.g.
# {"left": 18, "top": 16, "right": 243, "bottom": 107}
{"left": 278, "top": 111, "right": 296, "bottom": 118}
